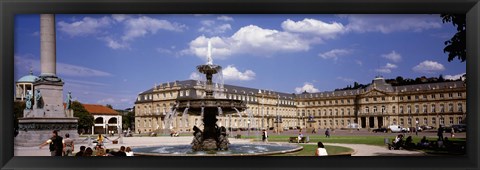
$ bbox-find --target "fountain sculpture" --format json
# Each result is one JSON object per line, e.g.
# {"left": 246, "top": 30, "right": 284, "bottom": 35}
{"left": 176, "top": 40, "right": 246, "bottom": 151}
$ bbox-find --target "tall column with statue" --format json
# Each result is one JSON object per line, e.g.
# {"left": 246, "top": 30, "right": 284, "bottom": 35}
{"left": 15, "top": 14, "right": 79, "bottom": 147}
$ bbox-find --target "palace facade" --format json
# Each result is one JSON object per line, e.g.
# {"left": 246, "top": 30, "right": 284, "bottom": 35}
{"left": 134, "top": 77, "right": 466, "bottom": 133}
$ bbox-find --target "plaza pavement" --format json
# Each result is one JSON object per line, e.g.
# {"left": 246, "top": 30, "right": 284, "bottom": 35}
{"left": 15, "top": 135, "right": 425, "bottom": 156}
{"left": 14, "top": 136, "right": 253, "bottom": 156}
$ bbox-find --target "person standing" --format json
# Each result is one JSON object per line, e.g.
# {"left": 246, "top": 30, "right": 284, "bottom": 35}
{"left": 315, "top": 142, "right": 328, "bottom": 156}
{"left": 451, "top": 128, "right": 455, "bottom": 138}
{"left": 39, "top": 130, "right": 64, "bottom": 156}
{"left": 325, "top": 128, "right": 331, "bottom": 138}
{"left": 297, "top": 133, "right": 303, "bottom": 143}
{"left": 63, "top": 133, "right": 74, "bottom": 156}
{"left": 262, "top": 129, "right": 268, "bottom": 142}
{"left": 437, "top": 125, "right": 444, "bottom": 141}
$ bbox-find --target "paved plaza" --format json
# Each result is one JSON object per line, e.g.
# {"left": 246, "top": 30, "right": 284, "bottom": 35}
{"left": 14, "top": 132, "right": 434, "bottom": 156}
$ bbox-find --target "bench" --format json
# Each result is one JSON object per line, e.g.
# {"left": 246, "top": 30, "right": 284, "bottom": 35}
{"left": 289, "top": 136, "right": 309, "bottom": 143}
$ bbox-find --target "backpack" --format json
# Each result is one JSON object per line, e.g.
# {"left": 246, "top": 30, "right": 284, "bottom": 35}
{"left": 53, "top": 136, "right": 63, "bottom": 151}
{"left": 49, "top": 141, "right": 55, "bottom": 151}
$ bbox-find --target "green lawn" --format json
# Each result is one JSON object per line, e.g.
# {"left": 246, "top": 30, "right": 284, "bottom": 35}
{"left": 275, "top": 144, "right": 353, "bottom": 156}
{"left": 242, "top": 135, "right": 466, "bottom": 147}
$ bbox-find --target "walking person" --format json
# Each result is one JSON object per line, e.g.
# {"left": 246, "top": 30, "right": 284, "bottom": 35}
{"left": 63, "top": 133, "right": 74, "bottom": 156}
{"left": 325, "top": 128, "right": 331, "bottom": 138}
{"left": 315, "top": 141, "right": 328, "bottom": 156}
{"left": 262, "top": 129, "right": 268, "bottom": 142}
{"left": 39, "top": 130, "right": 64, "bottom": 156}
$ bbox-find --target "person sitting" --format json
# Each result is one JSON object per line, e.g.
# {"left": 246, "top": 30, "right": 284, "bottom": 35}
{"left": 125, "top": 147, "right": 134, "bottom": 156}
{"left": 297, "top": 133, "right": 304, "bottom": 143}
{"left": 84, "top": 147, "right": 93, "bottom": 156}
{"left": 392, "top": 134, "right": 404, "bottom": 149}
{"left": 315, "top": 141, "right": 328, "bottom": 156}
{"left": 404, "top": 136, "right": 415, "bottom": 148}
{"left": 75, "top": 146, "right": 86, "bottom": 156}
{"left": 418, "top": 136, "right": 429, "bottom": 147}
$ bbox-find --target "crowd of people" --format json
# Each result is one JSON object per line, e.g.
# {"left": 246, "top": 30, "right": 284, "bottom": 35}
{"left": 39, "top": 130, "right": 135, "bottom": 156}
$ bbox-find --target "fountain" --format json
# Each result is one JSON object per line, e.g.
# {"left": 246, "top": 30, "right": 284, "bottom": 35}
{"left": 176, "top": 40, "right": 247, "bottom": 151}
{"left": 133, "top": 40, "right": 302, "bottom": 155}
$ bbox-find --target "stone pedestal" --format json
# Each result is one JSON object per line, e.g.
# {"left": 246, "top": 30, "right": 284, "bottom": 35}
{"left": 15, "top": 118, "right": 78, "bottom": 146}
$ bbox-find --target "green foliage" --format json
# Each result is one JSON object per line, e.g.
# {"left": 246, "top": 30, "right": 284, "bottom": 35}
{"left": 441, "top": 14, "right": 466, "bottom": 62}
{"left": 71, "top": 101, "right": 94, "bottom": 134}
{"left": 106, "top": 104, "right": 113, "bottom": 109}
{"left": 274, "top": 144, "right": 353, "bottom": 156}
{"left": 122, "top": 111, "right": 135, "bottom": 130}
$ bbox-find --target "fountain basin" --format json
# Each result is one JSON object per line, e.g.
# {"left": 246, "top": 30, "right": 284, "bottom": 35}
{"left": 132, "top": 143, "right": 303, "bottom": 156}
{"left": 176, "top": 98, "right": 246, "bottom": 115}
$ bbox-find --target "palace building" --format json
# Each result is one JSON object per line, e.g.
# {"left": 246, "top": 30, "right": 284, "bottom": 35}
{"left": 134, "top": 77, "right": 466, "bottom": 133}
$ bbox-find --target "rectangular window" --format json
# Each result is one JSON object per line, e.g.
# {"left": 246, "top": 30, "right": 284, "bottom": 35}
{"left": 431, "top": 94, "right": 435, "bottom": 99}
{"left": 407, "top": 96, "right": 411, "bottom": 100}
{"left": 440, "top": 118, "right": 445, "bottom": 125}
{"left": 432, "top": 118, "right": 436, "bottom": 125}
{"left": 458, "top": 92, "right": 462, "bottom": 97}
{"left": 382, "top": 97, "right": 385, "bottom": 101}
{"left": 458, "top": 103, "right": 463, "bottom": 112}
{"left": 449, "top": 117, "right": 454, "bottom": 124}
{"left": 449, "top": 93, "right": 453, "bottom": 98}
{"left": 373, "top": 97, "right": 377, "bottom": 101}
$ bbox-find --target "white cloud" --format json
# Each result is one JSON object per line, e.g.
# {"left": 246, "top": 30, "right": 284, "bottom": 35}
{"left": 58, "top": 17, "right": 112, "bottom": 36}
{"left": 345, "top": 14, "right": 442, "bottom": 34}
{"left": 102, "top": 37, "right": 129, "bottom": 49}
{"left": 217, "top": 15, "right": 234, "bottom": 21}
{"left": 122, "top": 16, "right": 187, "bottom": 41}
{"left": 382, "top": 51, "right": 402, "bottom": 62}
{"left": 295, "top": 82, "right": 320, "bottom": 93}
{"left": 58, "top": 15, "right": 187, "bottom": 50}
{"left": 281, "top": 18, "right": 345, "bottom": 38}
{"left": 375, "top": 63, "right": 398, "bottom": 74}
{"left": 198, "top": 20, "right": 232, "bottom": 35}
{"left": 222, "top": 65, "right": 256, "bottom": 81}
{"left": 186, "top": 25, "right": 311, "bottom": 60}
{"left": 337, "top": 77, "right": 354, "bottom": 82}
{"left": 319, "top": 49, "right": 351, "bottom": 60}
{"left": 355, "top": 60, "right": 363, "bottom": 66}
{"left": 112, "top": 14, "right": 130, "bottom": 22}
{"left": 444, "top": 73, "right": 466, "bottom": 80}
{"left": 189, "top": 72, "right": 202, "bottom": 80}
{"left": 412, "top": 60, "right": 445, "bottom": 74}
{"left": 15, "top": 55, "right": 112, "bottom": 77}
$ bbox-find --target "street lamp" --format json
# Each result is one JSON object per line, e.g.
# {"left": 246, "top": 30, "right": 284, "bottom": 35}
{"left": 415, "top": 120, "right": 419, "bottom": 136}
{"left": 247, "top": 120, "right": 250, "bottom": 137}
{"left": 276, "top": 95, "right": 280, "bottom": 134}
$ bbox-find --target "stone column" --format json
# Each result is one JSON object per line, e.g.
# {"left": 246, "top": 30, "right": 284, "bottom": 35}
{"left": 40, "top": 14, "right": 56, "bottom": 77}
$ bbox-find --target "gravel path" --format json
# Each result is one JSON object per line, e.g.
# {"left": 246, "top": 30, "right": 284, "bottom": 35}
{"left": 324, "top": 143, "right": 426, "bottom": 156}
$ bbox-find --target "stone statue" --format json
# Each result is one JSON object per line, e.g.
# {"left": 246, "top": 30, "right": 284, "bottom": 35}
{"left": 25, "top": 90, "right": 33, "bottom": 110}
{"left": 191, "top": 126, "right": 203, "bottom": 151}
{"left": 35, "top": 89, "right": 43, "bottom": 108}
{"left": 217, "top": 126, "right": 229, "bottom": 150}
{"left": 65, "top": 91, "right": 72, "bottom": 109}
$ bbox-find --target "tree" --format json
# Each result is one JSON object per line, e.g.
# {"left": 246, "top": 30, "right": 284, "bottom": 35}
{"left": 438, "top": 74, "right": 445, "bottom": 82}
{"left": 441, "top": 14, "right": 466, "bottom": 62}
{"left": 106, "top": 104, "right": 113, "bottom": 109}
{"left": 71, "top": 101, "right": 94, "bottom": 134}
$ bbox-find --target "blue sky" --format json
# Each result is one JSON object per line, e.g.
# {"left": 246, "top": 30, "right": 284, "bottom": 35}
{"left": 14, "top": 14, "right": 465, "bottom": 109}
